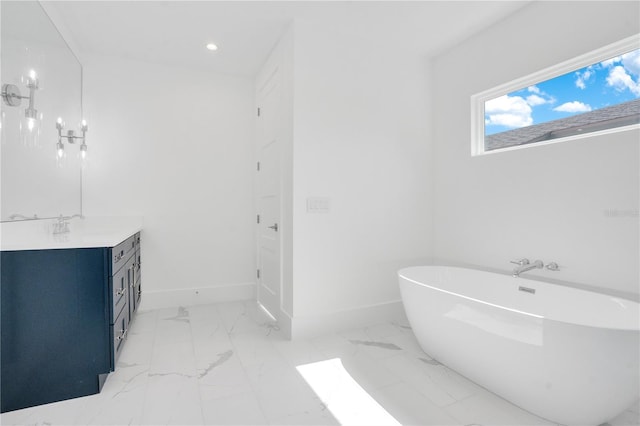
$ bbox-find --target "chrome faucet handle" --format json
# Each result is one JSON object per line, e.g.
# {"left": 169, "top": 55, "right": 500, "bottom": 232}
{"left": 510, "top": 258, "right": 530, "bottom": 266}
{"left": 545, "top": 262, "right": 560, "bottom": 271}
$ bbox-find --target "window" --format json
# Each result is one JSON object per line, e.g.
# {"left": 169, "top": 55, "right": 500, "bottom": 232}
{"left": 471, "top": 35, "right": 640, "bottom": 155}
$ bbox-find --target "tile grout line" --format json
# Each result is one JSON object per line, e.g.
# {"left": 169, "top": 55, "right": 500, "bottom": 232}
{"left": 215, "top": 300, "right": 271, "bottom": 425}
{"left": 187, "top": 305, "right": 207, "bottom": 426}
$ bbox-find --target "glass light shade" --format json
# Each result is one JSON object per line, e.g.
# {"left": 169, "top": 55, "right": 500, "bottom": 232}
{"left": 56, "top": 141, "right": 64, "bottom": 158}
{"left": 19, "top": 111, "right": 41, "bottom": 146}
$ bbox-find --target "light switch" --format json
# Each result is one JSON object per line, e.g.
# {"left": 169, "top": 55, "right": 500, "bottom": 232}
{"left": 307, "top": 197, "right": 330, "bottom": 213}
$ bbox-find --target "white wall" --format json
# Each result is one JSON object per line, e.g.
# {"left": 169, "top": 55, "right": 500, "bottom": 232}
{"left": 289, "top": 20, "right": 433, "bottom": 335}
{"left": 433, "top": 1, "right": 640, "bottom": 297}
{"left": 82, "top": 55, "right": 256, "bottom": 308}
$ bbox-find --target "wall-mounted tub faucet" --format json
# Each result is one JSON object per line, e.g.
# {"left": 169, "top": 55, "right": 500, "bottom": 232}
{"left": 511, "top": 259, "right": 544, "bottom": 277}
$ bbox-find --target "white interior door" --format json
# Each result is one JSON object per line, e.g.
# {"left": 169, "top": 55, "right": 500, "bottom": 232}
{"left": 256, "top": 66, "right": 281, "bottom": 320}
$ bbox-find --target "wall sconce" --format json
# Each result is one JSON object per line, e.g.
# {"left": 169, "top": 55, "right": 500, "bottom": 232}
{"left": 1, "top": 70, "right": 41, "bottom": 134}
{"left": 56, "top": 117, "right": 88, "bottom": 159}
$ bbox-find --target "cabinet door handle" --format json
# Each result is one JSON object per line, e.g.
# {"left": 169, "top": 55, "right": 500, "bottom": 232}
{"left": 117, "top": 328, "right": 127, "bottom": 341}
{"left": 116, "top": 288, "right": 126, "bottom": 296}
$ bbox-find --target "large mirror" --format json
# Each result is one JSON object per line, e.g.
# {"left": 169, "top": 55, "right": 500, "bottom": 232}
{"left": 1, "top": 1, "right": 83, "bottom": 222}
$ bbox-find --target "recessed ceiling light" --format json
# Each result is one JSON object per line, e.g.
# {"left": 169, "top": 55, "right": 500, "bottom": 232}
{"left": 206, "top": 43, "right": 218, "bottom": 51}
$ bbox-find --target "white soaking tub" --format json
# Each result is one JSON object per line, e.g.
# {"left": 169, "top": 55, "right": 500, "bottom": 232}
{"left": 398, "top": 266, "right": 639, "bottom": 425}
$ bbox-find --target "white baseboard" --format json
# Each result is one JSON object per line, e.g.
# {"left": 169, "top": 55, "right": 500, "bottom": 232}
{"left": 275, "top": 308, "right": 293, "bottom": 340}
{"left": 138, "top": 288, "right": 407, "bottom": 341}
{"left": 290, "top": 300, "right": 407, "bottom": 340}
{"left": 138, "top": 282, "right": 255, "bottom": 311}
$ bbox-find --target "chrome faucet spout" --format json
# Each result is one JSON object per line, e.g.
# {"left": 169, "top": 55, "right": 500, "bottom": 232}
{"left": 512, "top": 259, "right": 543, "bottom": 277}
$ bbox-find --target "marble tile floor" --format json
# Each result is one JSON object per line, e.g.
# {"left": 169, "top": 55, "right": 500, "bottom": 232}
{"left": 2, "top": 300, "right": 638, "bottom": 426}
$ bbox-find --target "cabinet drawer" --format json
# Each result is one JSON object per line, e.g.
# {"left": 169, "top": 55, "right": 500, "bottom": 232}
{"left": 134, "top": 250, "right": 141, "bottom": 285}
{"left": 136, "top": 283, "right": 141, "bottom": 306}
{"left": 134, "top": 235, "right": 141, "bottom": 305}
{"left": 129, "top": 276, "right": 139, "bottom": 317}
{"left": 111, "top": 255, "right": 134, "bottom": 323}
{"left": 111, "top": 304, "right": 130, "bottom": 367}
{"left": 111, "top": 235, "right": 136, "bottom": 274}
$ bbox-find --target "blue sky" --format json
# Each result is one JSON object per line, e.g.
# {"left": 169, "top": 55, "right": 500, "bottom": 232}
{"left": 485, "top": 48, "right": 640, "bottom": 135}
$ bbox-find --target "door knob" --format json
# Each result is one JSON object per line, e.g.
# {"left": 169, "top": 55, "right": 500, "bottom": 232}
{"left": 268, "top": 223, "right": 278, "bottom": 232}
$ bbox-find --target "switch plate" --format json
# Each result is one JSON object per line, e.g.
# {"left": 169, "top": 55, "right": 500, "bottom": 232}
{"left": 307, "top": 197, "right": 330, "bottom": 213}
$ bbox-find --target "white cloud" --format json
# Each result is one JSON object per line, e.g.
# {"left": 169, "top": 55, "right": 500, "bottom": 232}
{"left": 600, "top": 56, "right": 621, "bottom": 68}
{"left": 485, "top": 113, "right": 532, "bottom": 128}
{"left": 621, "top": 50, "right": 640, "bottom": 77}
{"left": 600, "top": 50, "right": 640, "bottom": 96}
{"left": 485, "top": 95, "right": 532, "bottom": 128}
{"left": 524, "top": 85, "right": 555, "bottom": 105}
{"left": 606, "top": 65, "right": 640, "bottom": 96}
{"left": 575, "top": 68, "right": 593, "bottom": 90}
{"left": 553, "top": 101, "right": 592, "bottom": 113}
{"left": 526, "top": 94, "right": 547, "bottom": 106}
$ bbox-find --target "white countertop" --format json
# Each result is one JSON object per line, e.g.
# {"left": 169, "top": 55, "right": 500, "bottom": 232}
{"left": 1, "top": 216, "right": 143, "bottom": 251}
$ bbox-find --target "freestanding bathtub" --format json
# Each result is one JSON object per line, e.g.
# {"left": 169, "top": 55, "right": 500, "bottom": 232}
{"left": 398, "top": 266, "right": 639, "bottom": 426}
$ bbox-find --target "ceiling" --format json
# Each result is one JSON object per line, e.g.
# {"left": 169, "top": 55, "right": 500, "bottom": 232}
{"left": 46, "top": 1, "right": 530, "bottom": 76}
{"left": 3, "top": 1, "right": 70, "bottom": 49}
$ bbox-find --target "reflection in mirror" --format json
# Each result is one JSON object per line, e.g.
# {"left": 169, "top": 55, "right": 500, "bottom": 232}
{"left": 1, "top": 1, "right": 83, "bottom": 222}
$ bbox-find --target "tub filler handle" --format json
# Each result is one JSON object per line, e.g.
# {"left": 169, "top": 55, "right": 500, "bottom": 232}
{"left": 546, "top": 262, "right": 560, "bottom": 271}
{"left": 518, "top": 286, "right": 536, "bottom": 294}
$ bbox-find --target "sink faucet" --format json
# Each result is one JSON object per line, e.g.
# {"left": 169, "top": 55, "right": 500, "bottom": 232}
{"left": 51, "top": 214, "right": 83, "bottom": 234}
{"left": 511, "top": 259, "right": 544, "bottom": 277}
{"left": 53, "top": 215, "right": 70, "bottom": 234}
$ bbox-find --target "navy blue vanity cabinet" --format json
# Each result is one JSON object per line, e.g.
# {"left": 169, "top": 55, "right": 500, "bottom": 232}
{"left": 130, "top": 233, "right": 142, "bottom": 317}
{"left": 108, "top": 234, "right": 137, "bottom": 369}
{"left": 0, "top": 248, "right": 111, "bottom": 413}
{"left": 107, "top": 232, "right": 143, "bottom": 369}
{"left": 0, "top": 231, "right": 142, "bottom": 413}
